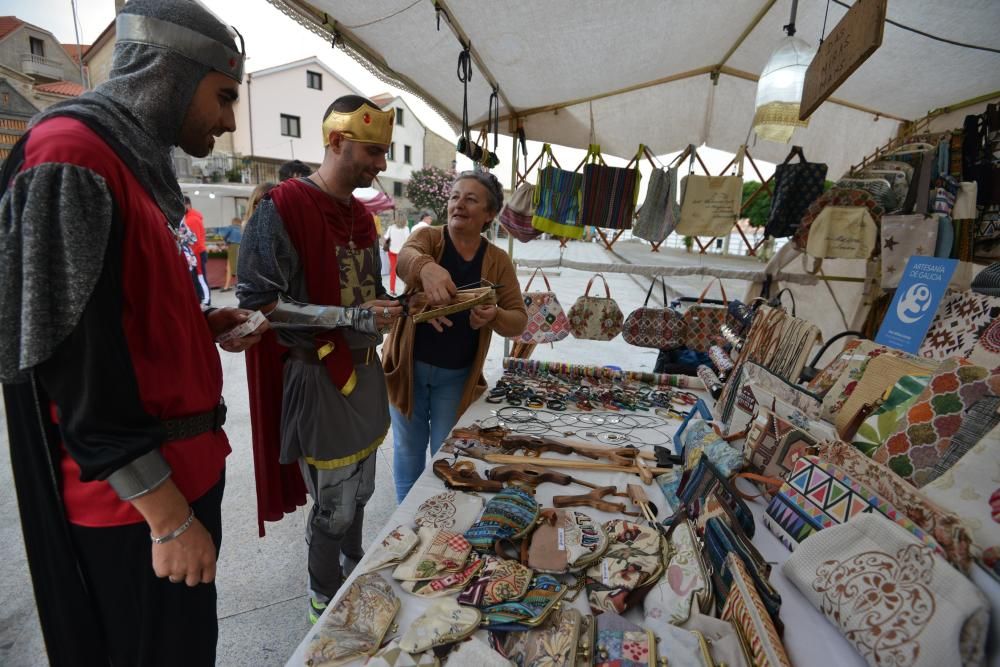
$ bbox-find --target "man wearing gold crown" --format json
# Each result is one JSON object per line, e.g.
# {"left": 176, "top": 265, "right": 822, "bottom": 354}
{"left": 238, "top": 95, "right": 402, "bottom": 622}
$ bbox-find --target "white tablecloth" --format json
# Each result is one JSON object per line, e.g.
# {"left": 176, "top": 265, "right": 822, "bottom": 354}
{"left": 287, "top": 396, "right": 1000, "bottom": 666}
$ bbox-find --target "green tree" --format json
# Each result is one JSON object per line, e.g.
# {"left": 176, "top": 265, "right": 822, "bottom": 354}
{"left": 741, "top": 181, "right": 772, "bottom": 228}
{"left": 406, "top": 166, "right": 456, "bottom": 223}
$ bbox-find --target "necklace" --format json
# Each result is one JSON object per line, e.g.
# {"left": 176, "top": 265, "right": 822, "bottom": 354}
{"left": 313, "top": 170, "right": 357, "bottom": 251}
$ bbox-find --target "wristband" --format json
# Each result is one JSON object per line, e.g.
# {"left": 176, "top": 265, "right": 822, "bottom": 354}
{"left": 150, "top": 507, "right": 195, "bottom": 544}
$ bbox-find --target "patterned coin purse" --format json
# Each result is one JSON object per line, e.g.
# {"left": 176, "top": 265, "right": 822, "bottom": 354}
{"left": 456, "top": 556, "right": 532, "bottom": 608}
{"left": 400, "top": 556, "right": 485, "bottom": 598}
{"left": 500, "top": 607, "right": 594, "bottom": 667}
{"left": 585, "top": 519, "right": 663, "bottom": 614}
{"left": 524, "top": 508, "right": 609, "bottom": 574}
{"left": 643, "top": 515, "right": 713, "bottom": 626}
{"left": 721, "top": 555, "right": 791, "bottom": 667}
{"left": 361, "top": 525, "right": 420, "bottom": 574}
{"left": 464, "top": 487, "right": 540, "bottom": 554}
{"left": 593, "top": 612, "right": 658, "bottom": 667}
{"left": 392, "top": 526, "right": 472, "bottom": 581}
{"left": 480, "top": 574, "right": 566, "bottom": 630}
{"left": 414, "top": 490, "right": 485, "bottom": 533}
{"left": 305, "top": 573, "right": 400, "bottom": 667}
{"left": 398, "top": 599, "right": 482, "bottom": 654}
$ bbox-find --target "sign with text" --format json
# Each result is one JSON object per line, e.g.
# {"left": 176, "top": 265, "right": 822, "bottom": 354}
{"left": 799, "top": 0, "right": 887, "bottom": 120}
{"left": 876, "top": 256, "right": 957, "bottom": 354}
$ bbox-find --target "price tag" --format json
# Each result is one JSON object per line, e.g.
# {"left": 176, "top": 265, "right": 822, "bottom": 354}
{"left": 557, "top": 528, "right": 566, "bottom": 551}
{"left": 215, "top": 310, "right": 266, "bottom": 343}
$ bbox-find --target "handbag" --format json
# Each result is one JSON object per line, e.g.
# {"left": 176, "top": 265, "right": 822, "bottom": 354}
{"left": 398, "top": 599, "right": 481, "bottom": 654}
{"left": 720, "top": 555, "right": 792, "bottom": 667}
{"left": 804, "top": 206, "right": 878, "bottom": 260}
{"left": 683, "top": 279, "right": 733, "bottom": 352}
{"left": 568, "top": 273, "right": 624, "bottom": 341}
{"left": 782, "top": 514, "right": 989, "bottom": 667}
{"left": 793, "top": 188, "right": 885, "bottom": 251}
{"left": 516, "top": 268, "right": 571, "bottom": 345}
{"left": 579, "top": 144, "right": 642, "bottom": 230}
{"left": 676, "top": 174, "right": 744, "bottom": 238}
{"left": 593, "top": 612, "right": 658, "bottom": 667}
{"left": 880, "top": 214, "right": 941, "bottom": 288}
{"left": 765, "top": 153, "right": 828, "bottom": 239}
{"left": 499, "top": 182, "right": 541, "bottom": 243}
{"left": 531, "top": 144, "right": 584, "bottom": 239}
{"left": 585, "top": 519, "right": 663, "bottom": 614}
{"left": 305, "top": 573, "right": 401, "bottom": 667}
{"left": 917, "top": 289, "right": 1000, "bottom": 360}
{"left": 499, "top": 607, "right": 594, "bottom": 666}
{"left": 464, "top": 487, "right": 541, "bottom": 554}
{"left": 872, "top": 358, "right": 1000, "bottom": 486}
{"left": 623, "top": 277, "right": 686, "bottom": 349}
{"left": 634, "top": 165, "right": 680, "bottom": 243}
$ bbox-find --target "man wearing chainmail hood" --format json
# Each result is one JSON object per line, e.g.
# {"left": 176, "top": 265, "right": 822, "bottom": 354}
{"left": 238, "top": 95, "right": 402, "bottom": 622}
{"left": 0, "top": 1, "right": 265, "bottom": 664}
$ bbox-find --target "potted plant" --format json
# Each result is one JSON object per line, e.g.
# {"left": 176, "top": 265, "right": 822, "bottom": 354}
{"left": 683, "top": 235, "right": 694, "bottom": 253}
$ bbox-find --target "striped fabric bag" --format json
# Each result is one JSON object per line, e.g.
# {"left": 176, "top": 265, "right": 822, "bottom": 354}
{"left": 531, "top": 144, "right": 584, "bottom": 239}
{"left": 579, "top": 144, "right": 642, "bottom": 230}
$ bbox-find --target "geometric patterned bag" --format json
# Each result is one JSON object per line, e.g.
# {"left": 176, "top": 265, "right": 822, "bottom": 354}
{"left": 622, "top": 277, "right": 686, "bottom": 349}
{"left": 683, "top": 279, "right": 734, "bottom": 352}
{"left": 516, "top": 268, "right": 571, "bottom": 344}
{"left": 918, "top": 289, "right": 1000, "bottom": 360}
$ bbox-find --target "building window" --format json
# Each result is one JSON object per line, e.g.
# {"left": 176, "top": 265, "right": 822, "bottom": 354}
{"left": 387, "top": 142, "right": 395, "bottom": 161}
{"left": 404, "top": 145, "right": 412, "bottom": 164}
{"left": 29, "top": 37, "right": 44, "bottom": 57}
{"left": 396, "top": 107, "right": 405, "bottom": 126}
{"left": 280, "top": 114, "right": 301, "bottom": 137}
{"left": 306, "top": 71, "right": 322, "bottom": 90}
{"left": 393, "top": 181, "right": 404, "bottom": 197}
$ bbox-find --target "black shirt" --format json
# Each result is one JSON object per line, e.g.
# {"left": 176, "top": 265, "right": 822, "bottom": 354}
{"left": 413, "top": 230, "right": 486, "bottom": 369}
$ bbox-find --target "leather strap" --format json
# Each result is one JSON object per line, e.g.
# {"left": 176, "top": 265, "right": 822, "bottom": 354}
{"left": 524, "top": 267, "right": 552, "bottom": 292}
{"left": 161, "top": 401, "right": 227, "bottom": 442}
{"left": 583, "top": 273, "right": 611, "bottom": 299}
{"left": 695, "top": 278, "right": 728, "bottom": 306}
{"left": 288, "top": 346, "right": 378, "bottom": 366}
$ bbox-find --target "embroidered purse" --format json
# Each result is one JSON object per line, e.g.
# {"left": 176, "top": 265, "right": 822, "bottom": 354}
{"left": 643, "top": 515, "right": 713, "bottom": 626}
{"left": 456, "top": 556, "right": 532, "bottom": 608}
{"left": 480, "top": 574, "right": 566, "bottom": 630}
{"left": 401, "top": 556, "right": 485, "bottom": 598}
{"left": 585, "top": 519, "right": 663, "bottom": 614}
{"left": 305, "top": 573, "right": 400, "bottom": 667}
{"left": 392, "top": 527, "right": 473, "bottom": 581}
{"left": 622, "top": 277, "right": 686, "bottom": 349}
{"left": 517, "top": 268, "right": 572, "bottom": 345}
{"left": 568, "top": 273, "right": 624, "bottom": 341}
{"left": 683, "top": 279, "right": 734, "bottom": 352}
{"left": 721, "top": 555, "right": 792, "bottom": 667}
{"left": 498, "top": 607, "right": 593, "bottom": 666}
{"left": 361, "top": 525, "right": 420, "bottom": 574}
{"left": 464, "top": 487, "right": 541, "bottom": 554}
{"left": 414, "top": 490, "right": 485, "bottom": 533}
{"left": 782, "top": 514, "right": 989, "bottom": 667}
{"left": 398, "top": 599, "right": 482, "bottom": 654}
{"left": 593, "top": 612, "right": 658, "bottom": 667}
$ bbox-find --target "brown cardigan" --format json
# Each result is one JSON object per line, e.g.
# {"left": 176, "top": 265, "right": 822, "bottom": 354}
{"left": 382, "top": 226, "right": 527, "bottom": 418}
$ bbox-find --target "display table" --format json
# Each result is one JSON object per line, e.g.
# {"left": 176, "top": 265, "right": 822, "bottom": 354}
{"left": 287, "top": 394, "right": 1000, "bottom": 666}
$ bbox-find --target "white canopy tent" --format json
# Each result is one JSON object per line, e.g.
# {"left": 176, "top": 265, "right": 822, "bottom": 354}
{"left": 268, "top": 0, "right": 1000, "bottom": 178}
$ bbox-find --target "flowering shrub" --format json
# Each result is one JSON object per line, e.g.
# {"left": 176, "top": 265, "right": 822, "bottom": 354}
{"left": 406, "top": 166, "right": 456, "bottom": 223}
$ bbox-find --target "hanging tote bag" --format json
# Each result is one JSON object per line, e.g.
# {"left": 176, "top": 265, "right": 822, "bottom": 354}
{"left": 765, "top": 148, "right": 828, "bottom": 239}
{"left": 531, "top": 144, "right": 584, "bottom": 239}
{"left": 517, "top": 268, "right": 571, "bottom": 345}
{"left": 568, "top": 273, "right": 624, "bottom": 341}
{"left": 683, "top": 279, "right": 733, "bottom": 352}
{"left": 622, "top": 277, "right": 686, "bottom": 349}
{"left": 634, "top": 164, "right": 680, "bottom": 243}
{"left": 578, "top": 144, "right": 642, "bottom": 230}
{"left": 499, "top": 182, "right": 541, "bottom": 243}
{"left": 675, "top": 174, "right": 743, "bottom": 238}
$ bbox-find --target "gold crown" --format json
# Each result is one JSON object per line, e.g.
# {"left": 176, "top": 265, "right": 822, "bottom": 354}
{"left": 322, "top": 103, "right": 395, "bottom": 147}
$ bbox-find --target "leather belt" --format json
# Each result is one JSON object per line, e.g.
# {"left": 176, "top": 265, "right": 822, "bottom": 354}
{"left": 162, "top": 401, "right": 227, "bottom": 442}
{"left": 287, "top": 346, "right": 379, "bottom": 366}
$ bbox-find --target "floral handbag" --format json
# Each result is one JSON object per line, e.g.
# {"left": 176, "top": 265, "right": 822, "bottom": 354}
{"left": 305, "top": 573, "right": 401, "bottom": 667}
{"left": 593, "top": 612, "right": 659, "bottom": 667}
{"left": 683, "top": 279, "right": 735, "bottom": 352}
{"left": 517, "top": 268, "right": 572, "bottom": 345}
{"left": 498, "top": 607, "right": 594, "bottom": 666}
{"left": 721, "top": 555, "right": 792, "bottom": 667}
{"left": 398, "top": 599, "right": 482, "bottom": 654}
{"left": 782, "top": 514, "right": 988, "bottom": 667}
{"left": 464, "top": 487, "right": 541, "bottom": 554}
{"left": 585, "top": 519, "right": 663, "bottom": 614}
{"left": 851, "top": 374, "right": 931, "bottom": 457}
{"left": 568, "top": 273, "right": 624, "bottom": 341}
{"left": 622, "top": 277, "right": 686, "bottom": 349}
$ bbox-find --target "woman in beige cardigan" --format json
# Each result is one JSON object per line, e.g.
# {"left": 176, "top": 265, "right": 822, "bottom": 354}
{"left": 382, "top": 171, "right": 526, "bottom": 502}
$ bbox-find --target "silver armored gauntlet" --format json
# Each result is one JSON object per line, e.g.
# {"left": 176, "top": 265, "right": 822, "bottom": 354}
{"left": 267, "top": 295, "right": 377, "bottom": 336}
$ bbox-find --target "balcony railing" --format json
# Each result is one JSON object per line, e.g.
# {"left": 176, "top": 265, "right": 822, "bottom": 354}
{"left": 21, "top": 53, "right": 64, "bottom": 81}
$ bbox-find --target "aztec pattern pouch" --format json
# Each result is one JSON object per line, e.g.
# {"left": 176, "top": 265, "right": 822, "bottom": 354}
{"left": 480, "top": 574, "right": 565, "bottom": 630}
{"left": 763, "top": 455, "right": 947, "bottom": 560}
{"left": 743, "top": 406, "right": 821, "bottom": 486}
{"left": 593, "top": 612, "right": 658, "bottom": 667}
{"left": 414, "top": 490, "right": 485, "bottom": 533}
{"left": 465, "top": 487, "right": 540, "bottom": 554}
{"left": 918, "top": 289, "right": 1000, "bottom": 360}
{"left": 872, "top": 358, "right": 1000, "bottom": 486}
{"left": 586, "top": 520, "right": 662, "bottom": 614}
{"left": 398, "top": 599, "right": 481, "bottom": 654}
{"left": 305, "top": 573, "right": 400, "bottom": 667}
{"left": 782, "top": 514, "right": 988, "bottom": 667}
{"left": 968, "top": 316, "right": 1000, "bottom": 368}
{"left": 525, "top": 508, "right": 608, "bottom": 574}
{"left": 643, "top": 517, "right": 712, "bottom": 626}
{"left": 392, "top": 527, "right": 472, "bottom": 581}
{"left": 456, "top": 556, "right": 532, "bottom": 608}
{"left": 568, "top": 273, "right": 624, "bottom": 341}
{"left": 721, "top": 555, "right": 792, "bottom": 667}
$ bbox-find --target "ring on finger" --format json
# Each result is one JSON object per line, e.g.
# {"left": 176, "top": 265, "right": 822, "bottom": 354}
{"left": 383, "top": 307, "right": 389, "bottom": 318}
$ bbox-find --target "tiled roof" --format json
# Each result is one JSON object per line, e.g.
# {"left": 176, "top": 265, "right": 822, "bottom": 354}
{"left": 34, "top": 80, "right": 85, "bottom": 97}
{"left": 0, "top": 16, "right": 24, "bottom": 41}
{"left": 62, "top": 43, "right": 91, "bottom": 64}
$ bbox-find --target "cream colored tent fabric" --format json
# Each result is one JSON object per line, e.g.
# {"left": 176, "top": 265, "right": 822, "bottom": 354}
{"left": 270, "top": 0, "right": 1000, "bottom": 178}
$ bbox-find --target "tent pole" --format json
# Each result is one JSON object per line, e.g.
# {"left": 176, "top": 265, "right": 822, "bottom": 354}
{"left": 503, "top": 116, "right": 520, "bottom": 360}
{"left": 714, "top": 0, "right": 779, "bottom": 74}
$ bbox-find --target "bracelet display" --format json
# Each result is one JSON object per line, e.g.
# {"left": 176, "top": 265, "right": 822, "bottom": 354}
{"left": 150, "top": 507, "right": 195, "bottom": 545}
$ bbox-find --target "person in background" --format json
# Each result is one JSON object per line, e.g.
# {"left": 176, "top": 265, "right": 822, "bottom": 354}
{"left": 411, "top": 211, "right": 432, "bottom": 232}
{"left": 278, "top": 159, "right": 312, "bottom": 182}
{"left": 219, "top": 217, "right": 243, "bottom": 291}
{"left": 247, "top": 181, "right": 275, "bottom": 219}
{"left": 0, "top": 1, "right": 265, "bottom": 663}
{"left": 184, "top": 195, "right": 210, "bottom": 305}
{"left": 382, "top": 171, "right": 527, "bottom": 502}
{"left": 383, "top": 216, "right": 410, "bottom": 294}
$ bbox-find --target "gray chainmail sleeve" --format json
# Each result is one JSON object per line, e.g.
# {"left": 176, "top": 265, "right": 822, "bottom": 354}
{"left": 236, "top": 197, "right": 300, "bottom": 310}
{"left": 0, "top": 164, "right": 113, "bottom": 382}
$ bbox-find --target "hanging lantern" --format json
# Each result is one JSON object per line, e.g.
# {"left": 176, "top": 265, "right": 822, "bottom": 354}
{"left": 753, "top": 34, "right": 815, "bottom": 143}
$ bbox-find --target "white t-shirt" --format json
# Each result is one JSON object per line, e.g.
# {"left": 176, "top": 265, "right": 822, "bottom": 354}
{"left": 384, "top": 225, "right": 410, "bottom": 253}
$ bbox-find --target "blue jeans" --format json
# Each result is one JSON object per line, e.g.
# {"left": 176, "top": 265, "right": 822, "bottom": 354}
{"left": 391, "top": 361, "right": 470, "bottom": 503}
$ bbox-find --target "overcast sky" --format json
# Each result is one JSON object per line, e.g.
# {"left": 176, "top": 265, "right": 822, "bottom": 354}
{"left": 11, "top": 0, "right": 771, "bottom": 185}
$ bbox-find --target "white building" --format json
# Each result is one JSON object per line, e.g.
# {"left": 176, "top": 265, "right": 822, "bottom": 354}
{"left": 370, "top": 93, "right": 425, "bottom": 209}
